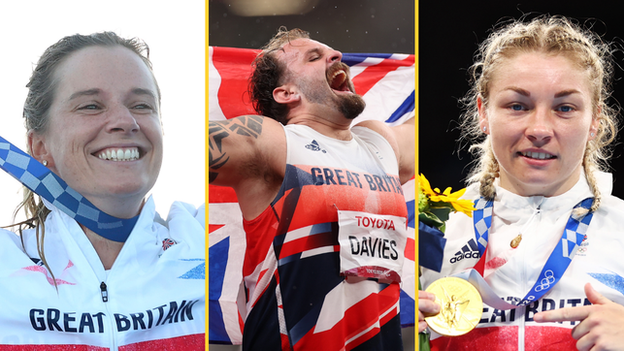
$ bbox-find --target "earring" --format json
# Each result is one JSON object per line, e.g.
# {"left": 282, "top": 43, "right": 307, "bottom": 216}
{"left": 590, "top": 132, "right": 595, "bottom": 137}
{"left": 42, "top": 160, "right": 48, "bottom": 166}
{"left": 483, "top": 126, "right": 487, "bottom": 132}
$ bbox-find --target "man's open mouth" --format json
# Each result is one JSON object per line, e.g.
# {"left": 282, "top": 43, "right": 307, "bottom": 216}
{"left": 327, "top": 62, "right": 352, "bottom": 93}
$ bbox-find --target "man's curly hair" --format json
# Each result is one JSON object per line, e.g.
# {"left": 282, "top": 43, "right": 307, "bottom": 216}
{"left": 249, "top": 27, "right": 309, "bottom": 124}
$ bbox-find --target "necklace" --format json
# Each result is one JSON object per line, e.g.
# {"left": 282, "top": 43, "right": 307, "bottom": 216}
{"left": 509, "top": 205, "right": 542, "bottom": 248}
{"left": 510, "top": 234, "right": 522, "bottom": 248}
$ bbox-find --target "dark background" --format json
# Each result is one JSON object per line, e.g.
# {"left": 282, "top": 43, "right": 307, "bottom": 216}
{"left": 209, "top": 0, "right": 624, "bottom": 198}
{"left": 209, "top": 0, "right": 415, "bottom": 54}
{"left": 419, "top": 1, "right": 624, "bottom": 198}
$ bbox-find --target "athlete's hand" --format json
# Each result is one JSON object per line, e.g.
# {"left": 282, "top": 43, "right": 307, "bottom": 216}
{"left": 419, "top": 290, "right": 440, "bottom": 333}
{"left": 534, "top": 283, "right": 624, "bottom": 351}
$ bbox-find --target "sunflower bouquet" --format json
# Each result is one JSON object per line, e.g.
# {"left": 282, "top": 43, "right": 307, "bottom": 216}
{"left": 418, "top": 174, "right": 475, "bottom": 233}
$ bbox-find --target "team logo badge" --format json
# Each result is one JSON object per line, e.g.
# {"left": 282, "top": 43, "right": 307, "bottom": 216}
{"left": 162, "top": 238, "right": 177, "bottom": 251}
{"left": 305, "top": 140, "right": 327, "bottom": 153}
{"left": 450, "top": 238, "right": 480, "bottom": 264}
{"left": 577, "top": 234, "right": 589, "bottom": 256}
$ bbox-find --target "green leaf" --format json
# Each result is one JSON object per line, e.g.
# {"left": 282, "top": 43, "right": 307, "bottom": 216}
{"left": 429, "top": 206, "right": 452, "bottom": 223}
{"left": 418, "top": 211, "right": 444, "bottom": 230}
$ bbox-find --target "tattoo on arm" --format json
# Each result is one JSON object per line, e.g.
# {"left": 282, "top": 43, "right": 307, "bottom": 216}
{"left": 208, "top": 115, "right": 264, "bottom": 183}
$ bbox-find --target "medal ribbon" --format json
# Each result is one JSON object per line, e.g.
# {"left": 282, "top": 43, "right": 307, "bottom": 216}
{"left": 0, "top": 135, "right": 137, "bottom": 242}
{"left": 460, "top": 196, "right": 594, "bottom": 309}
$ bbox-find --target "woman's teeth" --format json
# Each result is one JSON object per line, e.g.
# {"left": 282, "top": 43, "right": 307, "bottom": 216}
{"left": 522, "top": 151, "right": 554, "bottom": 160}
{"left": 97, "top": 148, "right": 140, "bottom": 161}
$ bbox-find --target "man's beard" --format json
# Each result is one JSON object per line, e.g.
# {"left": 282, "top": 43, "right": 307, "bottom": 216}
{"left": 299, "top": 80, "right": 366, "bottom": 119}
{"left": 337, "top": 93, "right": 366, "bottom": 120}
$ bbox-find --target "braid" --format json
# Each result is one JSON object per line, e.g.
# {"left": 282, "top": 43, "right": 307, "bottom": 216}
{"left": 479, "top": 147, "right": 499, "bottom": 200}
{"left": 461, "top": 16, "right": 619, "bottom": 201}
{"left": 584, "top": 150, "right": 602, "bottom": 213}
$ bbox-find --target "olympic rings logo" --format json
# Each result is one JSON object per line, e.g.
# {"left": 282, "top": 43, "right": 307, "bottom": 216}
{"left": 534, "top": 270, "right": 556, "bottom": 292}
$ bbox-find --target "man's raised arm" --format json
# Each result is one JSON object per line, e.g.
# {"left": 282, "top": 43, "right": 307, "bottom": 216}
{"left": 209, "top": 114, "right": 286, "bottom": 190}
{"left": 209, "top": 115, "right": 267, "bottom": 186}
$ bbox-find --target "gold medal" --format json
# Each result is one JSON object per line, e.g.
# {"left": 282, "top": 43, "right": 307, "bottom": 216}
{"left": 424, "top": 277, "right": 483, "bottom": 336}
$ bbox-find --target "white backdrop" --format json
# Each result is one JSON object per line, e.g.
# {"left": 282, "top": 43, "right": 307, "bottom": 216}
{"left": 0, "top": 1, "right": 205, "bottom": 227}
{"left": 0, "top": 0, "right": 206, "bottom": 226}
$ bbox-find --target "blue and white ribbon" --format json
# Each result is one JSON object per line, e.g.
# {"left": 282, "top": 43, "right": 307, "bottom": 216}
{"left": 473, "top": 197, "right": 494, "bottom": 256}
{"left": 0, "top": 135, "right": 137, "bottom": 242}
{"left": 461, "top": 196, "right": 594, "bottom": 310}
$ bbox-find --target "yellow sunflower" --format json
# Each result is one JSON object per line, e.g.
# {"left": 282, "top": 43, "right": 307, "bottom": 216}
{"left": 419, "top": 174, "right": 475, "bottom": 218}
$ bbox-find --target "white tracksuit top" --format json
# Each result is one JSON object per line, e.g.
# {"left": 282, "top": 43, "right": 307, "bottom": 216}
{"left": 0, "top": 196, "right": 205, "bottom": 350}
{"left": 421, "top": 172, "right": 624, "bottom": 351}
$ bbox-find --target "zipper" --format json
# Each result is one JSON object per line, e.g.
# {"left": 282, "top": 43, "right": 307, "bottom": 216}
{"left": 518, "top": 205, "right": 541, "bottom": 351}
{"left": 519, "top": 241, "right": 527, "bottom": 351}
{"left": 100, "top": 281, "right": 118, "bottom": 351}
{"left": 100, "top": 282, "right": 109, "bottom": 302}
{"left": 518, "top": 205, "right": 541, "bottom": 237}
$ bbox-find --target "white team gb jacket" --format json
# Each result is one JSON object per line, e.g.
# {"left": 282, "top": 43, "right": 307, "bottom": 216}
{"left": 0, "top": 196, "right": 205, "bottom": 350}
{"left": 421, "top": 172, "right": 624, "bottom": 350}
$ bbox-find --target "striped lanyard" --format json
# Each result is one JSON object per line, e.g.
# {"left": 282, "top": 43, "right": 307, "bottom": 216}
{"left": 472, "top": 196, "right": 594, "bottom": 306}
{"left": 0, "top": 135, "right": 137, "bottom": 242}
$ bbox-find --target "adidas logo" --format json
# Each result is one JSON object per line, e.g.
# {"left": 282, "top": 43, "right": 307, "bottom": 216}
{"left": 305, "top": 140, "right": 327, "bottom": 153}
{"left": 450, "top": 238, "right": 480, "bottom": 264}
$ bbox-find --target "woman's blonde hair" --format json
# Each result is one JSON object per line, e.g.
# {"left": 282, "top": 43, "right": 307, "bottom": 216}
{"left": 460, "top": 15, "right": 619, "bottom": 212}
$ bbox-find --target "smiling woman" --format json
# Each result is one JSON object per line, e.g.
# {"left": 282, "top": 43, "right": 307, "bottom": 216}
{"left": 30, "top": 45, "right": 163, "bottom": 220}
{"left": 418, "top": 15, "right": 624, "bottom": 350}
{"left": 0, "top": 32, "right": 205, "bottom": 349}
{"left": 480, "top": 52, "right": 599, "bottom": 198}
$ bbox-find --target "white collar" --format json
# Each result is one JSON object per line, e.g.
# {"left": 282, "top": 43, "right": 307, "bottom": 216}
{"left": 464, "top": 171, "right": 612, "bottom": 220}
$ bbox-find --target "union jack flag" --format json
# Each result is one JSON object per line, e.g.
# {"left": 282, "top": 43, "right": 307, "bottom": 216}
{"left": 162, "top": 238, "right": 176, "bottom": 251}
{"left": 208, "top": 46, "right": 415, "bottom": 345}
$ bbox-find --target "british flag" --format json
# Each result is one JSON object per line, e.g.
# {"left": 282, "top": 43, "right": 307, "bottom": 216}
{"left": 162, "top": 238, "right": 176, "bottom": 251}
{"left": 208, "top": 46, "right": 415, "bottom": 345}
